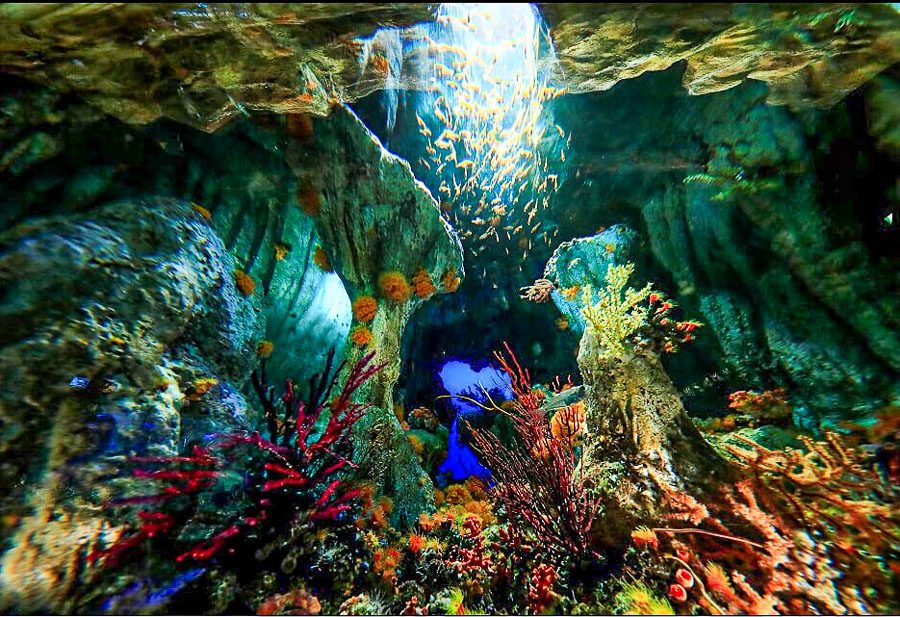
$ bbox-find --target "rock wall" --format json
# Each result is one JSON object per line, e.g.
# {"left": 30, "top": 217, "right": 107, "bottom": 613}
{"left": 0, "top": 198, "right": 263, "bottom": 610}
{"left": 283, "top": 106, "right": 465, "bottom": 524}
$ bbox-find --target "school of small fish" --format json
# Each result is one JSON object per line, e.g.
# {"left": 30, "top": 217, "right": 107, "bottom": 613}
{"left": 363, "top": 4, "right": 569, "bottom": 268}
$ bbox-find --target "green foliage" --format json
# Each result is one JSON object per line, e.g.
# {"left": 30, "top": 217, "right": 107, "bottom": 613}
{"left": 614, "top": 581, "right": 675, "bottom": 615}
{"left": 580, "top": 263, "right": 652, "bottom": 358}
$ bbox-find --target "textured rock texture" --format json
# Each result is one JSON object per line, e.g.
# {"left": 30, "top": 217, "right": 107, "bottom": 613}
{"left": 0, "top": 197, "right": 263, "bottom": 611}
{"left": 542, "top": 4, "right": 900, "bottom": 107}
{"left": 284, "top": 106, "right": 465, "bottom": 525}
{"left": 2, "top": 4, "right": 896, "bottom": 134}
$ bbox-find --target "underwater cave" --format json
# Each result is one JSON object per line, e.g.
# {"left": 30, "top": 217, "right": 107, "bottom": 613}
{"left": 0, "top": 2, "right": 898, "bottom": 615}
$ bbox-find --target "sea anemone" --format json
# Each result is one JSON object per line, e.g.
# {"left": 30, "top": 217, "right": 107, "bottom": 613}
{"left": 630, "top": 526, "right": 659, "bottom": 551}
{"left": 256, "top": 340, "right": 274, "bottom": 358}
{"left": 234, "top": 270, "right": 256, "bottom": 296}
{"left": 350, "top": 325, "right": 373, "bottom": 347}
{"left": 378, "top": 270, "right": 412, "bottom": 303}
{"left": 411, "top": 268, "right": 437, "bottom": 299}
{"left": 668, "top": 583, "right": 688, "bottom": 603}
{"left": 440, "top": 268, "right": 461, "bottom": 293}
{"left": 352, "top": 295, "right": 377, "bottom": 323}
{"left": 313, "top": 246, "right": 332, "bottom": 272}
{"left": 297, "top": 185, "right": 321, "bottom": 215}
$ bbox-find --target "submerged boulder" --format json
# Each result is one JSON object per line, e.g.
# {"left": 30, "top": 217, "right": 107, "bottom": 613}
{"left": 0, "top": 197, "right": 263, "bottom": 611}
{"left": 283, "top": 105, "right": 465, "bottom": 525}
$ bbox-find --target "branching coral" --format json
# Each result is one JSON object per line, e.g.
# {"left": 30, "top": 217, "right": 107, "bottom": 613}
{"left": 469, "top": 343, "right": 602, "bottom": 562}
{"left": 633, "top": 431, "right": 899, "bottom": 614}
{"left": 580, "top": 263, "right": 652, "bottom": 358}
{"left": 519, "top": 278, "right": 555, "bottom": 303}
{"left": 89, "top": 351, "right": 384, "bottom": 585}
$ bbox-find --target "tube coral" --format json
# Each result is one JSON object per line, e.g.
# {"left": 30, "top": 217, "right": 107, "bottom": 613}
{"left": 411, "top": 268, "right": 437, "bottom": 298}
{"left": 378, "top": 270, "right": 412, "bottom": 303}
{"left": 352, "top": 295, "right": 378, "bottom": 323}
{"left": 441, "top": 268, "right": 461, "bottom": 293}
{"left": 350, "top": 325, "right": 373, "bottom": 347}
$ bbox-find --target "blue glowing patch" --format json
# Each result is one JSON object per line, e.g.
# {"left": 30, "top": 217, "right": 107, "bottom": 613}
{"left": 436, "top": 358, "right": 513, "bottom": 483}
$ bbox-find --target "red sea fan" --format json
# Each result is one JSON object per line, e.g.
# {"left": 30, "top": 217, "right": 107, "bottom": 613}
{"left": 89, "top": 350, "right": 384, "bottom": 569}
{"left": 469, "top": 342, "right": 602, "bottom": 563}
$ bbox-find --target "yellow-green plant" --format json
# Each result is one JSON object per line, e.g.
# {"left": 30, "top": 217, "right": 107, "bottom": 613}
{"left": 580, "top": 263, "right": 652, "bottom": 358}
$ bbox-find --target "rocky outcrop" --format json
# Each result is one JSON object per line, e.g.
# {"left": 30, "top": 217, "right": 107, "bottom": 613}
{"left": 283, "top": 106, "right": 464, "bottom": 525}
{"left": 3, "top": 4, "right": 897, "bottom": 136}
{"left": 542, "top": 232, "right": 728, "bottom": 519}
{"left": 0, "top": 198, "right": 263, "bottom": 611}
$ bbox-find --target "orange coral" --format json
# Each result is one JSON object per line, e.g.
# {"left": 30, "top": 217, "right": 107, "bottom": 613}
{"left": 411, "top": 268, "right": 437, "bottom": 299}
{"left": 408, "top": 533, "right": 425, "bottom": 554}
{"left": 561, "top": 285, "right": 581, "bottom": 301}
{"left": 297, "top": 185, "right": 321, "bottom": 216}
{"left": 373, "top": 547, "right": 401, "bottom": 582}
{"left": 313, "top": 246, "right": 332, "bottom": 272}
{"left": 441, "top": 268, "right": 461, "bottom": 293}
{"left": 256, "top": 340, "right": 274, "bottom": 358}
{"left": 234, "top": 270, "right": 256, "bottom": 296}
{"left": 464, "top": 477, "right": 488, "bottom": 501}
{"left": 257, "top": 589, "right": 320, "bottom": 616}
{"left": 630, "top": 526, "right": 659, "bottom": 551}
{"left": 274, "top": 243, "right": 289, "bottom": 261}
{"left": 352, "top": 295, "right": 377, "bottom": 323}
{"left": 350, "top": 326, "right": 373, "bottom": 347}
{"left": 555, "top": 315, "right": 569, "bottom": 331}
{"left": 443, "top": 484, "right": 473, "bottom": 506}
{"left": 378, "top": 270, "right": 412, "bottom": 303}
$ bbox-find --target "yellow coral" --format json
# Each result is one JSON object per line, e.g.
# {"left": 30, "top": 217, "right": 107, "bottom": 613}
{"left": 556, "top": 315, "right": 569, "bottom": 331}
{"left": 352, "top": 295, "right": 377, "bottom": 323}
{"left": 256, "top": 340, "right": 275, "bottom": 358}
{"left": 187, "top": 378, "right": 218, "bottom": 401}
{"left": 350, "top": 325, "right": 373, "bottom": 347}
{"left": 378, "top": 270, "right": 412, "bottom": 303}
{"left": 313, "top": 246, "right": 332, "bottom": 272}
{"left": 580, "top": 262, "right": 652, "bottom": 358}
{"left": 411, "top": 268, "right": 437, "bottom": 299}
{"left": 234, "top": 270, "right": 256, "bottom": 296}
